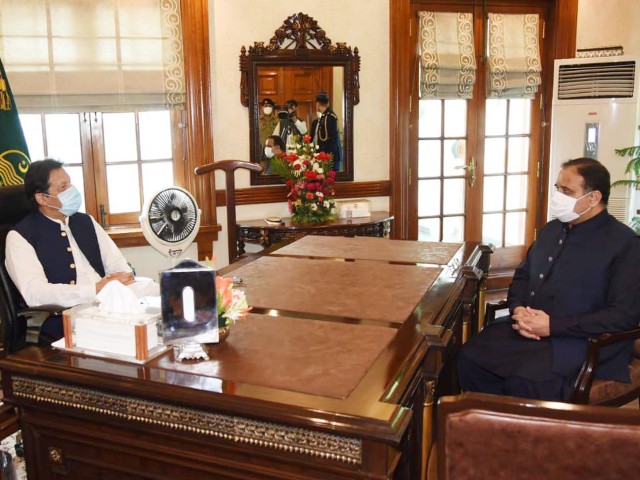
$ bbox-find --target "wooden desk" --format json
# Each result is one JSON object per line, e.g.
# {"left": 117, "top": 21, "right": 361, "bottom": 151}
{"left": 236, "top": 211, "right": 393, "bottom": 255}
{"left": 0, "top": 237, "right": 491, "bottom": 480}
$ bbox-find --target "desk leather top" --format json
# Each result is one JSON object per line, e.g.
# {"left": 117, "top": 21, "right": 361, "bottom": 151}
{"left": 156, "top": 313, "right": 396, "bottom": 399}
{"left": 231, "top": 256, "right": 442, "bottom": 325}
{"left": 272, "top": 235, "right": 463, "bottom": 265}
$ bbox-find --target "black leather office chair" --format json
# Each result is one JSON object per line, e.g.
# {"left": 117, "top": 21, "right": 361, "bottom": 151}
{"left": 0, "top": 184, "right": 61, "bottom": 353}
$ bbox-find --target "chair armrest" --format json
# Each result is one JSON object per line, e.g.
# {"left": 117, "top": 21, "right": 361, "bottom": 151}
{"left": 484, "top": 300, "right": 509, "bottom": 325}
{"left": 19, "top": 305, "right": 65, "bottom": 318}
{"left": 571, "top": 327, "right": 640, "bottom": 404}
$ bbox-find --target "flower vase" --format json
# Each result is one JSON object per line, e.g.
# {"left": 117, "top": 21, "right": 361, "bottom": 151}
{"left": 218, "top": 325, "right": 231, "bottom": 343}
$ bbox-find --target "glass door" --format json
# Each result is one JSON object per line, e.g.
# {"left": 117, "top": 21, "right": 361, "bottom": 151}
{"left": 412, "top": 2, "right": 546, "bottom": 270}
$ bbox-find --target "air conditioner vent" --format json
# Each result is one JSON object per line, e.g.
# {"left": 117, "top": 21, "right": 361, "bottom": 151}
{"left": 608, "top": 196, "right": 631, "bottom": 224}
{"left": 557, "top": 61, "right": 635, "bottom": 99}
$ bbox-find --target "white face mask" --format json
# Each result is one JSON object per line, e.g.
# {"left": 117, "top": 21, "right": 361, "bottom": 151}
{"left": 263, "top": 106, "right": 273, "bottom": 115}
{"left": 43, "top": 185, "right": 82, "bottom": 217}
{"left": 264, "top": 146, "right": 274, "bottom": 158}
{"left": 550, "top": 190, "right": 592, "bottom": 223}
{"left": 316, "top": 111, "right": 322, "bottom": 119}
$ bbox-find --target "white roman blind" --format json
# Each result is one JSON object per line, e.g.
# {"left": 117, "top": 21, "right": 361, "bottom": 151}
{"left": 0, "top": 0, "right": 185, "bottom": 112}
{"left": 418, "top": 11, "right": 476, "bottom": 99}
{"left": 487, "top": 13, "right": 542, "bottom": 98}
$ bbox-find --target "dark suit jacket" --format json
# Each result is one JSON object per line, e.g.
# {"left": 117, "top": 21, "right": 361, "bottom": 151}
{"left": 508, "top": 210, "right": 640, "bottom": 381}
{"left": 311, "top": 108, "right": 342, "bottom": 170}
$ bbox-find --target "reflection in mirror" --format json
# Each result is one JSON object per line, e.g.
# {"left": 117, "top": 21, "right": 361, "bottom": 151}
{"left": 240, "top": 12, "right": 359, "bottom": 186}
{"left": 255, "top": 66, "right": 345, "bottom": 175}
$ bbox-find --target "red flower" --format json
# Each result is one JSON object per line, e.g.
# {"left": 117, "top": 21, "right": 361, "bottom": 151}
{"left": 305, "top": 170, "right": 318, "bottom": 180}
{"left": 285, "top": 180, "right": 293, "bottom": 188}
{"left": 323, "top": 188, "right": 330, "bottom": 195}
{"left": 315, "top": 151, "right": 331, "bottom": 161}
{"left": 303, "top": 159, "right": 311, "bottom": 166}
{"left": 303, "top": 135, "right": 312, "bottom": 143}
{"left": 329, "top": 170, "right": 336, "bottom": 179}
{"left": 285, "top": 154, "right": 298, "bottom": 163}
{"left": 294, "top": 164, "right": 302, "bottom": 170}
{"left": 288, "top": 199, "right": 293, "bottom": 213}
{"left": 306, "top": 192, "right": 314, "bottom": 200}
{"left": 291, "top": 189, "right": 299, "bottom": 199}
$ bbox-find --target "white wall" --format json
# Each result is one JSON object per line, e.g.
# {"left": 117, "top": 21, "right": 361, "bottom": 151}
{"left": 208, "top": 1, "right": 390, "bottom": 267}
{"left": 122, "top": 244, "right": 198, "bottom": 280}
{"left": 577, "top": 0, "right": 640, "bottom": 56}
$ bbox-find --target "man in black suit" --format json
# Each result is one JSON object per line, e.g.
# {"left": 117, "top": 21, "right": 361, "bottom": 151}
{"left": 311, "top": 92, "right": 342, "bottom": 171}
{"left": 458, "top": 157, "right": 640, "bottom": 401}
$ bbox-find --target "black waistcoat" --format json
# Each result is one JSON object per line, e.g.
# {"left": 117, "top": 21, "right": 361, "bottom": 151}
{"left": 14, "top": 211, "right": 105, "bottom": 284}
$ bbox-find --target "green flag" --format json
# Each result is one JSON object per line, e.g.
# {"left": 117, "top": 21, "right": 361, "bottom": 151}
{"left": 0, "top": 56, "right": 30, "bottom": 186}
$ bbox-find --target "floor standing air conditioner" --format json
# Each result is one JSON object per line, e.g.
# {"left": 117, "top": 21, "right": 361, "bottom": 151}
{"left": 549, "top": 55, "right": 640, "bottom": 224}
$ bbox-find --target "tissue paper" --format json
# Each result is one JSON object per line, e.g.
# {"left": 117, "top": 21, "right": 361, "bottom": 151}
{"left": 97, "top": 281, "right": 144, "bottom": 315}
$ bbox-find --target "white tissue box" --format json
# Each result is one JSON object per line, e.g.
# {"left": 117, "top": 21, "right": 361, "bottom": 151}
{"left": 337, "top": 199, "right": 371, "bottom": 219}
{"left": 62, "top": 302, "right": 162, "bottom": 361}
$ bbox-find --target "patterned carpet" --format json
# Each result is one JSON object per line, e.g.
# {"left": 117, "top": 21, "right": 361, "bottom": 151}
{"left": 0, "top": 431, "right": 26, "bottom": 479}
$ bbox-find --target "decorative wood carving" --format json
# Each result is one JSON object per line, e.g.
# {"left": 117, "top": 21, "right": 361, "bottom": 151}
{"left": 236, "top": 214, "right": 394, "bottom": 255}
{"left": 240, "top": 13, "right": 360, "bottom": 106}
{"left": 240, "top": 12, "right": 360, "bottom": 185}
{"left": 12, "top": 375, "right": 363, "bottom": 465}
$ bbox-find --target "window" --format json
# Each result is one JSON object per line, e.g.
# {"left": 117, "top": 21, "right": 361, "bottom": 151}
{"left": 411, "top": 2, "right": 548, "bottom": 271}
{"left": 1, "top": 0, "right": 193, "bottom": 228}
{"left": 19, "top": 110, "right": 184, "bottom": 226}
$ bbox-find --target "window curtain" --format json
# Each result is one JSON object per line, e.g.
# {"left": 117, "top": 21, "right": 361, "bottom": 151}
{"left": 0, "top": 0, "right": 185, "bottom": 112}
{"left": 487, "top": 13, "right": 542, "bottom": 99}
{"left": 418, "top": 11, "right": 476, "bottom": 100}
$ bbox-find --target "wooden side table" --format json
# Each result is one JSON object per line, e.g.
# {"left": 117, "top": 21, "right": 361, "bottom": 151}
{"left": 236, "top": 211, "right": 393, "bottom": 255}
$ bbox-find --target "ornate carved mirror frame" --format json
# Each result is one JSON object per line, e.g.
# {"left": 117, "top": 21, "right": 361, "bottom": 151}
{"left": 240, "top": 12, "right": 360, "bottom": 186}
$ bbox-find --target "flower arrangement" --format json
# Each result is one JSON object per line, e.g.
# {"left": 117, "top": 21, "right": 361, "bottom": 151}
{"left": 216, "top": 276, "right": 251, "bottom": 327}
{"left": 270, "top": 135, "right": 336, "bottom": 224}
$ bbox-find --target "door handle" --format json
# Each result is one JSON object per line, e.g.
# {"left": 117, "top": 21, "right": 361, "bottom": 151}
{"left": 455, "top": 156, "right": 476, "bottom": 188}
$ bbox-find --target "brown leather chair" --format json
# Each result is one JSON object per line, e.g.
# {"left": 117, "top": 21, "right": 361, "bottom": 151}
{"left": 437, "top": 392, "right": 640, "bottom": 480}
{"left": 0, "top": 184, "right": 62, "bottom": 353}
{"left": 194, "top": 160, "right": 262, "bottom": 264}
{"left": 485, "top": 300, "right": 640, "bottom": 406}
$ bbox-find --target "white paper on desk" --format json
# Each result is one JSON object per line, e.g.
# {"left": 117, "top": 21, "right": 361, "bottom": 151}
{"left": 97, "top": 281, "right": 144, "bottom": 314}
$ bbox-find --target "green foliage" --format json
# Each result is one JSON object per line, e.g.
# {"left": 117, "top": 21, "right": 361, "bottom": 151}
{"left": 612, "top": 127, "right": 640, "bottom": 230}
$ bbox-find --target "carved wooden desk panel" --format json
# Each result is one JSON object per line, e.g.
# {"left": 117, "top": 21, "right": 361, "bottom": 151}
{"left": 0, "top": 238, "right": 490, "bottom": 480}
{"left": 236, "top": 211, "right": 393, "bottom": 255}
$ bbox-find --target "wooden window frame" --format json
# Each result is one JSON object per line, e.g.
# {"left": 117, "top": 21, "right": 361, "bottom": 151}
{"left": 105, "top": 0, "right": 218, "bottom": 260}
{"left": 390, "top": 0, "right": 579, "bottom": 242}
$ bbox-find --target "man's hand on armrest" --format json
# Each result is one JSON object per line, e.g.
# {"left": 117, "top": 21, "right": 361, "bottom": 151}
{"left": 96, "top": 272, "right": 135, "bottom": 293}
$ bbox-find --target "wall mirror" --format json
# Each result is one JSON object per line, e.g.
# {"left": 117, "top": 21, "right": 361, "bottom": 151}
{"left": 240, "top": 12, "right": 360, "bottom": 186}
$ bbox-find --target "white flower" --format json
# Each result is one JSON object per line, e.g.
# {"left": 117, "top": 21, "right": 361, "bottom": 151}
{"left": 324, "top": 201, "right": 330, "bottom": 208}
{"left": 310, "top": 203, "right": 318, "bottom": 211}
{"left": 316, "top": 191, "right": 324, "bottom": 198}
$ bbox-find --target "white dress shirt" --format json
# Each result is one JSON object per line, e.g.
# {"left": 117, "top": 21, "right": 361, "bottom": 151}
{"left": 5, "top": 214, "right": 133, "bottom": 308}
